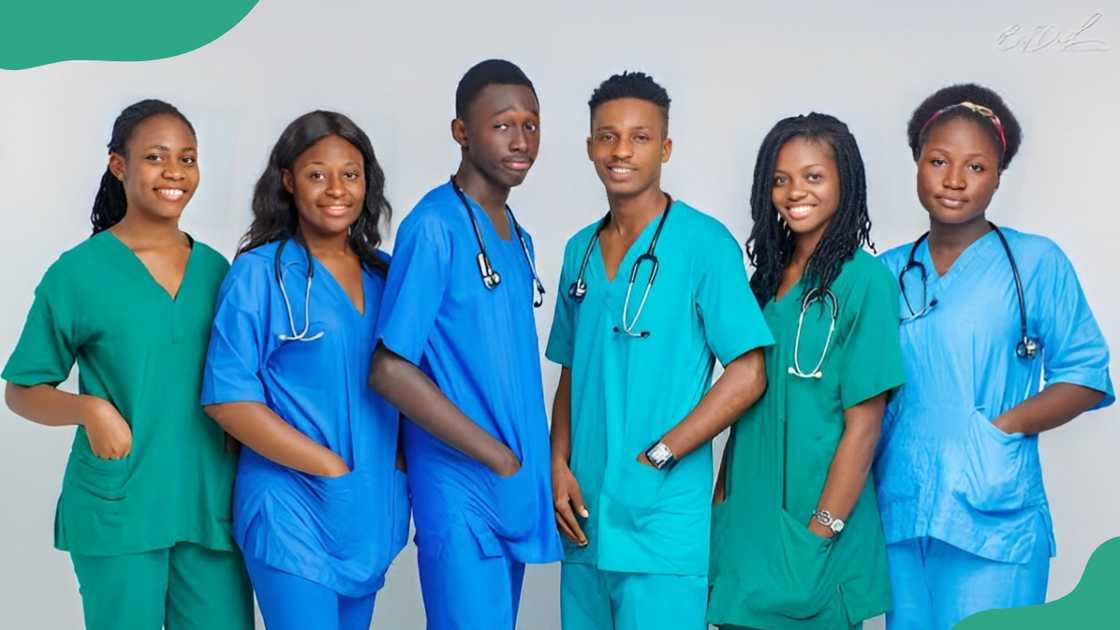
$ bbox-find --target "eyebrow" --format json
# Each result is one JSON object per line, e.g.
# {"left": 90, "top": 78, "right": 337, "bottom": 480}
{"left": 491, "top": 105, "right": 539, "bottom": 117}
{"left": 143, "top": 144, "right": 196, "bottom": 152}
{"left": 304, "top": 160, "right": 361, "bottom": 167}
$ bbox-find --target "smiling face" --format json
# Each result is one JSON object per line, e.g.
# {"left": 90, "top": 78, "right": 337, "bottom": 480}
{"left": 456, "top": 83, "right": 540, "bottom": 189}
{"left": 916, "top": 116, "right": 1001, "bottom": 227}
{"left": 109, "top": 114, "right": 198, "bottom": 222}
{"left": 282, "top": 134, "right": 366, "bottom": 240}
{"left": 771, "top": 137, "right": 840, "bottom": 243}
{"left": 587, "top": 97, "right": 671, "bottom": 199}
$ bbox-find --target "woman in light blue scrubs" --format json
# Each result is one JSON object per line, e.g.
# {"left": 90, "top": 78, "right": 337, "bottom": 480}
{"left": 201, "top": 111, "right": 409, "bottom": 630}
{"left": 875, "top": 84, "right": 1114, "bottom": 630}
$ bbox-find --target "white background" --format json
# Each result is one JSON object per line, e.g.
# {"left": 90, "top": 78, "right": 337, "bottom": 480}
{"left": 1, "top": 1, "right": 1116, "bottom": 628}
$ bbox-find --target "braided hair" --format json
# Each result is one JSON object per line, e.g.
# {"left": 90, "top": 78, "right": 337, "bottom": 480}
{"left": 90, "top": 99, "right": 196, "bottom": 234}
{"left": 240, "top": 110, "right": 391, "bottom": 275}
{"left": 746, "top": 113, "right": 873, "bottom": 304}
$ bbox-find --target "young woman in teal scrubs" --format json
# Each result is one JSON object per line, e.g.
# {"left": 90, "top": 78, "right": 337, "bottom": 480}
{"left": 3, "top": 100, "right": 252, "bottom": 630}
{"left": 708, "top": 113, "right": 904, "bottom": 629}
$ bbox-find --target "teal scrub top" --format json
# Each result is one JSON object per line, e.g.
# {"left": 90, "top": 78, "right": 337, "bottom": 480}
{"left": 708, "top": 250, "right": 905, "bottom": 629}
{"left": 546, "top": 200, "right": 773, "bottom": 576}
{"left": 3, "top": 231, "right": 238, "bottom": 556}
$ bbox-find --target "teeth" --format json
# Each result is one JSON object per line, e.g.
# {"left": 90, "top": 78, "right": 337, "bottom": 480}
{"left": 157, "top": 189, "right": 184, "bottom": 201}
{"left": 788, "top": 205, "right": 813, "bottom": 218}
{"left": 610, "top": 167, "right": 633, "bottom": 173}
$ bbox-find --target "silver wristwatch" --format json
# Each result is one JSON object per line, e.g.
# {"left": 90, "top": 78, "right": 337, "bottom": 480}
{"left": 812, "top": 509, "right": 845, "bottom": 535}
{"left": 644, "top": 441, "right": 677, "bottom": 470}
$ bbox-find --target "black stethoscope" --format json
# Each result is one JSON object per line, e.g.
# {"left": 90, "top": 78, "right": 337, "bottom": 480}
{"left": 568, "top": 194, "right": 672, "bottom": 338}
{"left": 450, "top": 176, "right": 546, "bottom": 308}
{"left": 899, "top": 221, "right": 1039, "bottom": 359}
{"left": 274, "top": 237, "right": 325, "bottom": 342}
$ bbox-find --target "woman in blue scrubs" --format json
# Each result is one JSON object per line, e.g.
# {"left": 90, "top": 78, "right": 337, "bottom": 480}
{"left": 201, "top": 111, "right": 409, "bottom": 630}
{"left": 875, "top": 84, "right": 1114, "bottom": 630}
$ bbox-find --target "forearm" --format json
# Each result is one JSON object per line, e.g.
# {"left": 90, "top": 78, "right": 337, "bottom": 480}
{"left": 203, "top": 401, "right": 345, "bottom": 476}
{"left": 994, "top": 382, "right": 1106, "bottom": 435}
{"left": 5, "top": 382, "right": 88, "bottom": 428}
{"left": 660, "top": 349, "right": 766, "bottom": 459}
{"left": 369, "top": 345, "right": 517, "bottom": 474}
{"left": 550, "top": 368, "right": 573, "bottom": 465}
{"left": 810, "top": 395, "right": 884, "bottom": 535}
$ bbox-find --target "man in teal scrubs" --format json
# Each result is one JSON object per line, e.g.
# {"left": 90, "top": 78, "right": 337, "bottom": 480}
{"left": 546, "top": 71, "right": 772, "bottom": 630}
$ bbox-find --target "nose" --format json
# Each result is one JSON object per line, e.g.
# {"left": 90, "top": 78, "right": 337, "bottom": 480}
{"left": 162, "top": 161, "right": 185, "bottom": 181}
{"left": 786, "top": 183, "right": 808, "bottom": 202}
{"left": 510, "top": 126, "right": 528, "bottom": 153}
{"left": 612, "top": 137, "right": 633, "bottom": 160}
{"left": 943, "top": 165, "right": 966, "bottom": 190}
{"left": 326, "top": 172, "right": 346, "bottom": 198}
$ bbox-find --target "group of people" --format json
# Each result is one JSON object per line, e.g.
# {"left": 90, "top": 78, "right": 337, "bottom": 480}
{"left": 3, "top": 58, "right": 1113, "bottom": 630}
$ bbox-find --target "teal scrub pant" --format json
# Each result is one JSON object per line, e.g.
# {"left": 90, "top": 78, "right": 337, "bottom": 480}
{"left": 70, "top": 541, "right": 253, "bottom": 630}
{"left": 885, "top": 537, "right": 1050, "bottom": 630}
{"left": 560, "top": 562, "right": 707, "bottom": 630}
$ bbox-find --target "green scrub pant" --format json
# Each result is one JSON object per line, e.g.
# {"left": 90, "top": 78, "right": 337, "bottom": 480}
{"left": 560, "top": 562, "right": 707, "bottom": 630}
{"left": 70, "top": 541, "right": 253, "bottom": 630}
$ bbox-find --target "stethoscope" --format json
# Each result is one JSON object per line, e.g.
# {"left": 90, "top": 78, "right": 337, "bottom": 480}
{"left": 274, "top": 237, "right": 325, "bottom": 342}
{"left": 899, "top": 221, "right": 1040, "bottom": 360}
{"left": 450, "top": 176, "right": 546, "bottom": 308}
{"left": 568, "top": 194, "right": 672, "bottom": 338}
{"left": 787, "top": 288, "right": 839, "bottom": 379}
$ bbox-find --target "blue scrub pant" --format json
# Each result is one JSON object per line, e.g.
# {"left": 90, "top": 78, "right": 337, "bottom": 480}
{"left": 885, "top": 537, "right": 1049, "bottom": 630}
{"left": 416, "top": 525, "right": 526, "bottom": 630}
{"left": 245, "top": 555, "right": 376, "bottom": 630}
{"left": 560, "top": 562, "right": 707, "bottom": 630}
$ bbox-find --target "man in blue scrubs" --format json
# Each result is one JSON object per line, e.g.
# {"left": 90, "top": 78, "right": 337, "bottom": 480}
{"left": 369, "top": 59, "right": 562, "bottom": 630}
{"left": 546, "top": 71, "right": 772, "bottom": 630}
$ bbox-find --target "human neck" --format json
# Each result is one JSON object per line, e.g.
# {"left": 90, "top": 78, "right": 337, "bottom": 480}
{"left": 299, "top": 227, "right": 351, "bottom": 260}
{"left": 606, "top": 185, "right": 666, "bottom": 237}
{"left": 453, "top": 160, "right": 510, "bottom": 217}
{"left": 790, "top": 223, "right": 828, "bottom": 268}
{"left": 928, "top": 214, "right": 991, "bottom": 255}
{"left": 110, "top": 209, "right": 184, "bottom": 248}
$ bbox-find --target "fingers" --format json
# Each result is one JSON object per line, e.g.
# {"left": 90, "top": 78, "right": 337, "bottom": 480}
{"left": 553, "top": 495, "right": 587, "bottom": 545}
{"left": 569, "top": 480, "right": 589, "bottom": 518}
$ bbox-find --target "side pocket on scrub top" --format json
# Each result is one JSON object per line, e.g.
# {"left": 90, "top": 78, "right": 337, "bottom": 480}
{"left": 69, "top": 449, "right": 131, "bottom": 502}
{"left": 955, "top": 408, "right": 1032, "bottom": 512}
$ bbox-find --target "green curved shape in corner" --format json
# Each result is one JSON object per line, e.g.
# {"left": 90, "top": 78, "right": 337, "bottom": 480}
{"left": 0, "top": 0, "right": 258, "bottom": 70}
{"left": 955, "top": 537, "right": 1120, "bottom": 629}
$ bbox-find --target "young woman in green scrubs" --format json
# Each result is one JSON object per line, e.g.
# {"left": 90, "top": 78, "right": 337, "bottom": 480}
{"left": 707, "top": 113, "right": 904, "bottom": 629}
{"left": 3, "top": 100, "right": 252, "bottom": 630}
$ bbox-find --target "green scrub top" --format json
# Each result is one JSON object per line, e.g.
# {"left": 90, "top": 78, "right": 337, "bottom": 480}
{"left": 707, "top": 250, "right": 904, "bottom": 629}
{"left": 546, "top": 200, "right": 773, "bottom": 576}
{"left": 3, "top": 231, "right": 238, "bottom": 557}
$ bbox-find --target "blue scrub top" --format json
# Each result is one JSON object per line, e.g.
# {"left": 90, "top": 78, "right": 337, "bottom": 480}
{"left": 201, "top": 240, "right": 409, "bottom": 597}
{"left": 875, "top": 227, "right": 1113, "bottom": 564}
{"left": 546, "top": 201, "right": 773, "bottom": 576}
{"left": 376, "top": 182, "right": 562, "bottom": 564}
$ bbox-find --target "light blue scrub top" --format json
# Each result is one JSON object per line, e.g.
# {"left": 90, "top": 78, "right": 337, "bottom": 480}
{"left": 376, "top": 182, "right": 563, "bottom": 563}
{"left": 546, "top": 200, "right": 773, "bottom": 576}
{"left": 875, "top": 227, "right": 1114, "bottom": 564}
{"left": 201, "top": 240, "right": 409, "bottom": 597}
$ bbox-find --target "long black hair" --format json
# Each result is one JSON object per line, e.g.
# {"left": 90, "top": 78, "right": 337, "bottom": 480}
{"left": 746, "top": 112, "right": 873, "bottom": 304}
{"left": 91, "top": 99, "right": 196, "bottom": 234}
{"left": 241, "top": 110, "right": 391, "bottom": 274}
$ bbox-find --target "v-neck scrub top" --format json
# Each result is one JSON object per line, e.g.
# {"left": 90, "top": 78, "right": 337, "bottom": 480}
{"left": 707, "top": 250, "right": 905, "bottom": 628}
{"left": 3, "top": 230, "right": 238, "bottom": 556}
{"left": 375, "top": 182, "right": 562, "bottom": 564}
{"left": 201, "top": 240, "right": 408, "bottom": 597}
{"left": 545, "top": 200, "right": 773, "bottom": 576}
{"left": 875, "top": 227, "right": 1114, "bottom": 564}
